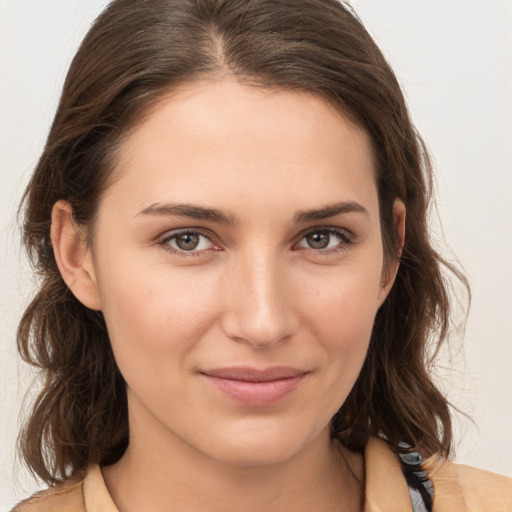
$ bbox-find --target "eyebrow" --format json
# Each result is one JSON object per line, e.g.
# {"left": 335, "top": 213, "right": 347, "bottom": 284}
{"left": 293, "top": 201, "right": 369, "bottom": 223}
{"left": 137, "top": 201, "right": 368, "bottom": 224}
{"left": 137, "top": 203, "right": 237, "bottom": 224}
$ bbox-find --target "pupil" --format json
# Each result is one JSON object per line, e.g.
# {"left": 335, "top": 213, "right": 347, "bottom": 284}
{"left": 307, "top": 232, "right": 329, "bottom": 249}
{"left": 177, "top": 233, "right": 199, "bottom": 250}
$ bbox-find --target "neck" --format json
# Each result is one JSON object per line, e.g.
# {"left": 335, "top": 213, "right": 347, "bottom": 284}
{"left": 102, "top": 401, "right": 364, "bottom": 512}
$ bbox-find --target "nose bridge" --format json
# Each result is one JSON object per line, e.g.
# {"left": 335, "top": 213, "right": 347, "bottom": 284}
{"left": 221, "top": 246, "right": 297, "bottom": 348}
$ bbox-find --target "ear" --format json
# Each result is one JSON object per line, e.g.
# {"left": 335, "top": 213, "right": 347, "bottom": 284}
{"left": 50, "top": 200, "right": 102, "bottom": 310}
{"left": 378, "top": 199, "right": 406, "bottom": 304}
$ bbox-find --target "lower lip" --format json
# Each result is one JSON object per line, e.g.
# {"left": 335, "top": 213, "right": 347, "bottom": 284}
{"left": 203, "top": 374, "right": 306, "bottom": 407}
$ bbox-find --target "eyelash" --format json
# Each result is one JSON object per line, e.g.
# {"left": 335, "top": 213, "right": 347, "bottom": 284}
{"left": 157, "top": 227, "right": 354, "bottom": 258}
{"left": 157, "top": 228, "right": 216, "bottom": 258}
{"left": 297, "top": 228, "right": 353, "bottom": 256}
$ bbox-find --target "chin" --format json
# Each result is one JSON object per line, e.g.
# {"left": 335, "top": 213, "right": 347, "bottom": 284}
{"left": 211, "top": 442, "right": 302, "bottom": 468}
{"left": 198, "top": 418, "right": 324, "bottom": 468}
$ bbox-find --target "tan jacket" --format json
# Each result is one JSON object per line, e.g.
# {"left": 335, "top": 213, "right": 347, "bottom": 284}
{"left": 12, "top": 437, "right": 512, "bottom": 512}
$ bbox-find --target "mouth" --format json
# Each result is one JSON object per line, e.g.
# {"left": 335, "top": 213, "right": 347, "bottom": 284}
{"left": 200, "top": 366, "right": 308, "bottom": 407}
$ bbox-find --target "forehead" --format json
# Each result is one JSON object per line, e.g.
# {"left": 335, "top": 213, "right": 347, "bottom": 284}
{"left": 105, "top": 78, "right": 378, "bottom": 220}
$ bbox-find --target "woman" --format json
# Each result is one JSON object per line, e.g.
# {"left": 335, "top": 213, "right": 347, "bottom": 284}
{"left": 12, "top": 0, "right": 512, "bottom": 511}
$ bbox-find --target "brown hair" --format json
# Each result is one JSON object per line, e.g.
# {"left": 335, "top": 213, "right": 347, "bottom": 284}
{"left": 17, "top": 0, "right": 468, "bottom": 485}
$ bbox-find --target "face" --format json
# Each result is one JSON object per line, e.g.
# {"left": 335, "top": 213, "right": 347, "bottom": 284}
{"left": 85, "top": 78, "right": 397, "bottom": 467}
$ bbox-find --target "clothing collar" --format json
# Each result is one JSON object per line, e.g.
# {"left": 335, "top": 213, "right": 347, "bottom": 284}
{"left": 83, "top": 463, "right": 118, "bottom": 512}
{"left": 364, "top": 436, "right": 413, "bottom": 512}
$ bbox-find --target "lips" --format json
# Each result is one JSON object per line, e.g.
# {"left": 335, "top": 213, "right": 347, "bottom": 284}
{"left": 201, "top": 366, "right": 308, "bottom": 407}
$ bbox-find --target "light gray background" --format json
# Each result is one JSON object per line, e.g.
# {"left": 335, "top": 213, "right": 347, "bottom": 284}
{"left": 1, "top": 0, "right": 511, "bottom": 509}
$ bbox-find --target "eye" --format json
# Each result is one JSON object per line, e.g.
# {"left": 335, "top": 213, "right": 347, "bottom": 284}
{"left": 159, "top": 229, "right": 217, "bottom": 255}
{"left": 296, "top": 228, "right": 352, "bottom": 253}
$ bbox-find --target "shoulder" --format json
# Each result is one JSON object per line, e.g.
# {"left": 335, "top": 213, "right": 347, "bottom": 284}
{"left": 364, "top": 437, "right": 512, "bottom": 512}
{"left": 428, "top": 458, "right": 512, "bottom": 511}
{"left": 10, "top": 474, "right": 86, "bottom": 512}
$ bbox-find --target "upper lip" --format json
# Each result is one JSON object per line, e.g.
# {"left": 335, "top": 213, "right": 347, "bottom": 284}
{"left": 201, "top": 366, "right": 307, "bottom": 382}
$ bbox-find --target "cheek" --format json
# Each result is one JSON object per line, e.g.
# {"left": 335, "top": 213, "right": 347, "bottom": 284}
{"left": 298, "top": 256, "right": 383, "bottom": 394}
{"left": 301, "top": 255, "right": 383, "bottom": 340}
{"left": 96, "top": 254, "right": 221, "bottom": 380}
{"left": 316, "top": 285, "right": 378, "bottom": 368}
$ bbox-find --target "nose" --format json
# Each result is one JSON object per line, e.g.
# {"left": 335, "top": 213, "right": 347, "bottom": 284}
{"left": 220, "top": 250, "right": 299, "bottom": 349}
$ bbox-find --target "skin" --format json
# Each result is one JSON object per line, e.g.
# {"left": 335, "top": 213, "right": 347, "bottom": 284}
{"left": 51, "top": 78, "right": 405, "bottom": 512}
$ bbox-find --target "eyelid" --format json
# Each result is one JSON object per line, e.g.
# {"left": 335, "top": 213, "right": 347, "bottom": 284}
{"left": 156, "top": 227, "right": 220, "bottom": 256}
{"left": 293, "top": 226, "right": 354, "bottom": 253}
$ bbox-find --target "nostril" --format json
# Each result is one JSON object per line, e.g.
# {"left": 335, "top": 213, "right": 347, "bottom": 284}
{"left": 220, "top": 304, "right": 298, "bottom": 348}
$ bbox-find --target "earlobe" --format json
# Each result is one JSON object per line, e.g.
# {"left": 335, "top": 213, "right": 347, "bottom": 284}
{"left": 50, "top": 200, "right": 102, "bottom": 310}
{"left": 378, "top": 199, "right": 406, "bottom": 304}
